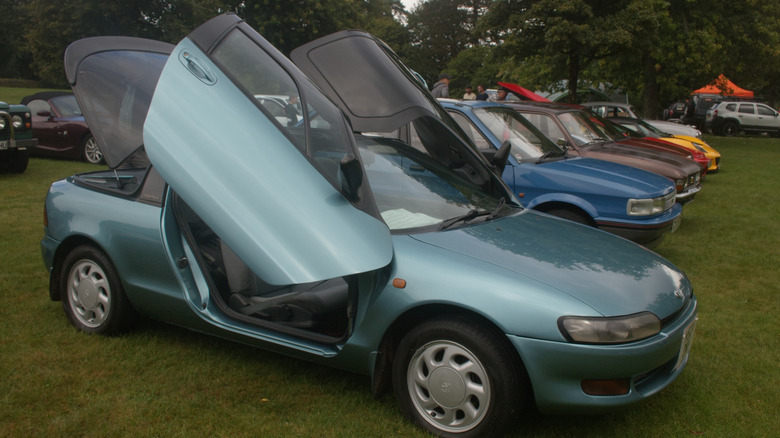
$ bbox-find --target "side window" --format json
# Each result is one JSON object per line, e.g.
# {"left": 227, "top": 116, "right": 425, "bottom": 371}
{"left": 27, "top": 99, "right": 51, "bottom": 116}
{"left": 725, "top": 103, "right": 737, "bottom": 111}
{"left": 448, "top": 112, "right": 492, "bottom": 152}
{"left": 757, "top": 105, "right": 775, "bottom": 116}
{"left": 738, "top": 104, "right": 755, "bottom": 115}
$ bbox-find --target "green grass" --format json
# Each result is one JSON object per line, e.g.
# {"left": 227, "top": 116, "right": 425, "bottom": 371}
{"left": 0, "top": 87, "right": 69, "bottom": 105}
{"left": 1, "top": 136, "right": 778, "bottom": 437}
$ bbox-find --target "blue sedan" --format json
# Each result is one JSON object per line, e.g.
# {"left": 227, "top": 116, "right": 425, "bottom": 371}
{"left": 440, "top": 99, "right": 682, "bottom": 247}
{"left": 42, "top": 14, "right": 697, "bottom": 437}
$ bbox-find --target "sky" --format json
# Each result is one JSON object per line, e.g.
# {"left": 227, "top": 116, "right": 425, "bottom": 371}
{"left": 401, "top": 0, "right": 421, "bottom": 11}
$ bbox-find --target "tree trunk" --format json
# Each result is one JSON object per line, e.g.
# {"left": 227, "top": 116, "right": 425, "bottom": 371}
{"left": 642, "top": 55, "right": 660, "bottom": 118}
{"left": 567, "top": 53, "right": 580, "bottom": 104}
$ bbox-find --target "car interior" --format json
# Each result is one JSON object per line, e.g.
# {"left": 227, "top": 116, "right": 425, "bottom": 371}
{"left": 174, "top": 198, "right": 355, "bottom": 342}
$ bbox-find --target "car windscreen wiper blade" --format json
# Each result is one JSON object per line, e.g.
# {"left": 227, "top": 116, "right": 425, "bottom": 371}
{"left": 438, "top": 209, "right": 490, "bottom": 230}
{"left": 486, "top": 197, "right": 506, "bottom": 220}
{"left": 439, "top": 198, "right": 507, "bottom": 230}
{"left": 535, "top": 150, "right": 563, "bottom": 164}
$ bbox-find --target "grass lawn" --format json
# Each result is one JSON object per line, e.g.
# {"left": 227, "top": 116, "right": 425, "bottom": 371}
{"left": 1, "top": 130, "right": 778, "bottom": 435}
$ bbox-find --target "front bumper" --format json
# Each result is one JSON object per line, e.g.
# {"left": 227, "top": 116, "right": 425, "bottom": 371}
{"left": 508, "top": 296, "right": 698, "bottom": 414}
{"left": 675, "top": 184, "right": 701, "bottom": 205}
{"left": 596, "top": 204, "right": 682, "bottom": 248}
{"left": 0, "top": 137, "right": 37, "bottom": 151}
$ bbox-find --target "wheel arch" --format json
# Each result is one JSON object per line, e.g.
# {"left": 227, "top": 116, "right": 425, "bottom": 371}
{"left": 48, "top": 235, "right": 109, "bottom": 302}
{"left": 370, "top": 303, "right": 532, "bottom": 402}
{"left": 533, "top": 201, "right": 597, "bottom": 227}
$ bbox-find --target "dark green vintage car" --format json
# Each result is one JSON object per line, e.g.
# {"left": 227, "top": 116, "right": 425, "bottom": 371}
{"left": 0, "top": 100, "right": 36, "bottom": 173}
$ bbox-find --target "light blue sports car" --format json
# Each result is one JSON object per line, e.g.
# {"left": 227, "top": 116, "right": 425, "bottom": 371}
{"left": 42, "top": 14, "right": 698, "bottom": 437}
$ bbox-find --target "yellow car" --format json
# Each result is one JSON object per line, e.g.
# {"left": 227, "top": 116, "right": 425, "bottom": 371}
{"left": 612, "top": 117, "right": 721, "bottom": 172}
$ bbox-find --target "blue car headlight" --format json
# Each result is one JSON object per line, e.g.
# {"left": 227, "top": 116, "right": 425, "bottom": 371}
{"left": 627, "top": 191, "right": 676, "bottom": 216}
{"left": 558, "top": 312, "right": 661, "bottom": 344}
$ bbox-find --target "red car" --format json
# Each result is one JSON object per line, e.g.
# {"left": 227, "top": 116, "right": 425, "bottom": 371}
{"left": 21, "top": 92, "right": 102, "bottom": 164}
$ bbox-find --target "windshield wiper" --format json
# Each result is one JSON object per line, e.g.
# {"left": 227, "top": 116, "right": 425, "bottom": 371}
{"left": 439, "top": 209, "right": 484, "bottom": 230}
{"left": 439, "top": 198, "right": 507, "bottom": 230}
{"left": 535, "top": 150, "right": 563, "bottom": 164}
{"left": 486, "top": 197, "right": 506, "bottom": 220}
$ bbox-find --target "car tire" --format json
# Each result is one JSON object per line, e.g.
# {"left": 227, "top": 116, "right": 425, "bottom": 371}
{"left": 10, "top": 149, "right": 29, "bottom": 173}
{"left": 392, "top": 316, "right": 527, "bottom": 437}
{"left": 82, "top": 134, "right": 103, "bottom": 164}
{"left": 60, "top": 245, "right": 135, "bottom": 334}
{"left": 721, "top": 121, "right": 740, "bottom": 137}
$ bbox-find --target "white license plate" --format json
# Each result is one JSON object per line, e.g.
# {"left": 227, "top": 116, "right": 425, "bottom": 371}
{"left": 674, "top": 317, "right": 697, "bottom": 371}
{"left": 0, "top": 140, "right": 8, "bottom": 150}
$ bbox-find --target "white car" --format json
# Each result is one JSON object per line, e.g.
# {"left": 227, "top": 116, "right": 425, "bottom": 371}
{"left": 705, "top": 101, "right": 780, "bottom": 137}
{"left": 583, "top": 101, "right": 702, "bottom": 139}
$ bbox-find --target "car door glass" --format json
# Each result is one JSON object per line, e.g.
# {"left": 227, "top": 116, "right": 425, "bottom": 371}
{"left": 757, "top": 105, "right": 774, "bottom": 116}
{"left": 738, "top": 104, "right": 755, "bottom": 115}
{"left": 448, "top": 112, "right": 491, "bottom": 152}
{"left": 27, "top": 99, "right": 51, "bottom": 117}
{"left": 211, "top": 29, "right": 353, "bottom": 186}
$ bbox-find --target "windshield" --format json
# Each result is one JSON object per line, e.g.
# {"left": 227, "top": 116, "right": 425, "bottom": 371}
{"left": 472, "top": 106, "right": 563, "bottom": 162}
{"left": 585, "top": 112, "right": 628, "bottom": 141}
{"left": 556, "top": 111, "right": 612, "bottom": 146}
{"left": 50, "top": 95, "right": 83, "bottom": 117}
{"left": 356, "top": 134, "right": 512, "bottom": 232}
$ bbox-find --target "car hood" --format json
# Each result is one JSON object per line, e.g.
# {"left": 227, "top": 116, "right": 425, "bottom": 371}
{"left": 541, "top": 157, "right": 676, "bottom": 197}
{"left": 411, "top": 210, "right": 691, "bottom": 319}
{"left": 582, "top": 139, "right": 702, "bottom": 176}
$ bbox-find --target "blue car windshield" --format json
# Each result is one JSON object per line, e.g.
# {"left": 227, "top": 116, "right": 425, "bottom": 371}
{"left": 356, "top": 134, "right": 512, "bottom": 232}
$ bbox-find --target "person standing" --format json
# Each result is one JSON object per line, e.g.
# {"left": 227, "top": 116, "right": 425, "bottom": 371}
{"left": 476, "top": 85, "right": 488, "bottom": 101}
{"left": 462, "top": 86, "right": 477, "bottom": 100}
{"left": 431, "top": 73, "right": 451, "bottom": 98}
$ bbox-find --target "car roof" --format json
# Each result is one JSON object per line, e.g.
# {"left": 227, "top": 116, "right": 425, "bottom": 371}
{"left": 20, "top": 91, "right": 73, "bottom": 105}
{"left": 505, "top": 101, "right": 583, "bottom": 113}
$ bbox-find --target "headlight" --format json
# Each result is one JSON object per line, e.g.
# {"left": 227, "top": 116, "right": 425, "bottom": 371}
{"left": 0, "top": 118, "right": 5, "bottom": 130}
{"left": 559, "top": 312, "right": 661, "bottom": 344}
{"left": 12, "top": 115, "right": 23, "bottom": 129}
{"left": 627, "top": 191, "right": 676, "bottom": 216}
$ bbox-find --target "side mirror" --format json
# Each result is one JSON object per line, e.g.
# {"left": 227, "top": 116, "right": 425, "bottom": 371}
{"left": 492, "top": 140, "right": 511, "bottom": 175}
{"left": 340, "top": 153, "right": 363, "bottom": 202}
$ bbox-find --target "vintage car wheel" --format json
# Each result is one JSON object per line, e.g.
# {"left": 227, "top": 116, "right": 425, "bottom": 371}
{"left": 82, "top": 134, "right": 103, "bottom": 164}
{"left": 721, "top": 121, "right": 740, "bottom": 137}
{"left": 392, "top": 317, "right": 526, "bottom": 437}
{"left": 61, "top": 246, "right": 134, "bottom": 334}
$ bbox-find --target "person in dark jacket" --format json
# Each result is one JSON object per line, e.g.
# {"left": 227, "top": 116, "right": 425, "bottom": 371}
{"left": 431, "top": 73, "right": 451, "bottom": 98}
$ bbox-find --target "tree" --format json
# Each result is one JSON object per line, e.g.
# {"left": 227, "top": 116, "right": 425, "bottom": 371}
{"left": 405, "top": 0, "right": 490, "bottom": 85}
{"left": 484, "top": 0, "right": 645, "bottom": 104}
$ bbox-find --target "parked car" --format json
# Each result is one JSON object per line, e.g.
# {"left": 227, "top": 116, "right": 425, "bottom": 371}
{"left": 586, "top": 113, "right": 711, "bottom": 173}
{"left": 509, "top": 102, "right": 703, "bottom": 204}
{"left": 663, "top": 101, "right": 687, "bottom": 120}
{"left": 21, "top": 92, "right": 102, "bottom": 163}
{"left": 610, "top": 116, "right": 721, "bottom": 172}
{"left": 583, "top": 101, "right": 702, "bottom": 139}
{"left": 0, "top": 100, "right": 35, "bottom": 173}
{"left": 436, "top": 99, "right": 681, "bottom": 247}
{"left": 45, "top": 14, "right": 698, "bottom": 437}
{"left": 705, "top": 101, "right": 780, "bottom": 137}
